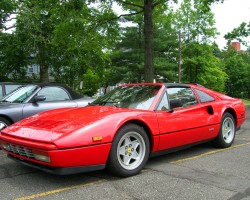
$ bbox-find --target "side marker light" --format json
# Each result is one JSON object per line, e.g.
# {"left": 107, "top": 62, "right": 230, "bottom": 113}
{"left": 92, "top": 136, "right": 103, "bottom": 142}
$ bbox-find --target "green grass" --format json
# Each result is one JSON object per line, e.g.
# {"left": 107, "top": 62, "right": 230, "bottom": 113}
{"left": 243, "top": 99, "right": 250, "bottom": 106}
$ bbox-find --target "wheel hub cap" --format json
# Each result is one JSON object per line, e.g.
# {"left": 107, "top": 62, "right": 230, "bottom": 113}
{"left": 222, "top": 117, "right": 235, "bottom": 143}
{"left": 117, "top": 131, "right": 146, "bottom": 170}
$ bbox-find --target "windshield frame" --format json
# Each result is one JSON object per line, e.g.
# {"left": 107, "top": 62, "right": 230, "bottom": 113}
{"left": 0, "top": 85, "right": 40, "bottom": 103}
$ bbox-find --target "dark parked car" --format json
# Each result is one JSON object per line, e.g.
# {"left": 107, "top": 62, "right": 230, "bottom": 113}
{"left": 0, "top": 83, "right": 95, "bottom": 130}
{"left": 0, "top": 82, "right": 23, "bottom": 98}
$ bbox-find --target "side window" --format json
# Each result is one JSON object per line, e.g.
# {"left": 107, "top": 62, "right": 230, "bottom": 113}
{"left": 167, "top": 87, "right": 198, "bottom": 108}
{"left": 37, "top": 87, "right": 70, "bottom": 101}
{"left": 157, "top": 92, "right": 169, "bottom": 110}
{"left": 195, "top": 89, "right": 215, "bottom": 103}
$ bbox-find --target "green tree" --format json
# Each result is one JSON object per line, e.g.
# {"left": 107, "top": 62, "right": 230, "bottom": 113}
{"left": 110, "top": 4, "right": 178, "bottom": 83}
{"left": 223, "top": 49, "right": 250, "bottom": 98}
{"left": 171, "top": 0, "right": 227, "bottom": 90}
{"left": 223, "top": 22, "right": 250, "bottom": 98}
{"left": 224, "top": 22, "right": 250, "bottom": 48}
{"left": 110, "top": 25, "right": 144, "bottom": 83}
{"left": 0, "top": 32, "right": 29, "bottom": 81}
{"left": 12, "top": 0, "right": 118, "bottom": 88}
{"left": 49, "top": 1, "right": 119, "bottom": 89}
{"left": 182, "top": 42, "right": 227, "bottom": 91}
{"left": 114, "top": 0, "right": 223, "bottom": 82}
{"left": 153, "top": 6, "right": 179, "bottom": 82}
{"left": 0, "top": 0, "right": 16, "bottom": 30}
{"left": 0, "top": 0, "right": 20, "bottom": 80}
{"left": 81, "top": 69, "right": 101, "bottom": 96}
{"left": 243, "top": 50, "right": 250, "bottom": 98}
{"left": 110, "top": 0, "right": 224, "bottom": 85}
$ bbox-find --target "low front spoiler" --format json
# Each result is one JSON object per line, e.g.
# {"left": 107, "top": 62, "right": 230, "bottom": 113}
{"left": 8, "top": 155, "right": 106, "bottom": 175}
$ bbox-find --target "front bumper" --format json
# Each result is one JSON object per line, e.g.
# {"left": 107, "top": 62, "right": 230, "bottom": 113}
{"left": 8, "top": 155, "right": 106, "bottom": 175}
{"left": 0, "top": 136, "right": 111, "bottom": 174}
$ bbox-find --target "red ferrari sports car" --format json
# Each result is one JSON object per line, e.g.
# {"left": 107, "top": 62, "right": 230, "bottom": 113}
{"left": 0, "top": 83, "right": 246, "bottom": 177}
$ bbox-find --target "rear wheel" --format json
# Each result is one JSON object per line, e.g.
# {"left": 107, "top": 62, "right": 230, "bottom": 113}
{"left": 212, "top": 113, "right": 236, "bottom": 148}
{"left": 0, "top": 117, "right": 11, "bottom": 130}
{"left": 107, "top": 124, "right": 150, "bottom": 177}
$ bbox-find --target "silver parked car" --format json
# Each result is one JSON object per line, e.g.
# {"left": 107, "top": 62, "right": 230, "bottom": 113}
{"left": 0, "top": 83, "right": 95, "bottom": 130}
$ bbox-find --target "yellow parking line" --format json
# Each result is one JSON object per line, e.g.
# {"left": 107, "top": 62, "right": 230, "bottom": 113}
{"left": 170, "top": 141, "right": 250, "bottom": 164}
{"left": 15, "top": 180, "right": 105, "bottom": 200}
{"left": 0, "top": 153, "right": 6, "bottom": 158}
{"left": 237, "top": 135, "right": 250, "bottom": 139}
{"left": 10, "top": 142, "right": 250, "bottom": 199}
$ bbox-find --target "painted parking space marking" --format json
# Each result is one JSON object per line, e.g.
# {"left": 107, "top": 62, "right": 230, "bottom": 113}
{"left": 170, "top": 141, "right": 250, "bottom": 164}
{"left": 7, "top": 141, "right": 250, "bottom": 199}
{"left": 0, "top": 153, "right": 6, "bottom": 158}
{"left": 15, "top": 180, "right": 105, "bottom": 200}
{"left": 236, "top": 135, "right": 250, "bottom": 139}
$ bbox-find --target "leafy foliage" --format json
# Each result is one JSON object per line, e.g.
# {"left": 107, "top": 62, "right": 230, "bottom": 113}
{"left": 81, "top": 69, "right": 101, "bottom": 96}
{"left": 2, "top": 0, "right": 119, "bottom": 95}
{"left": 1, "top": 0, "right": 250, "bottom": 99}
{"left": 110, "top": 26, "right": 144, "bottom": 83}
{"left": 222, "top": 49, "right": 250, "bottom": 98}
{"left": 182, "top": 43, "right": 227, "bottom": 92}
{"left": 0, "top": 32, "right": 28, "bottom": 81}
{"left": 49, "top": 0, "right": 119, "bottom": 91}
{"left": 0, "top": 0, "right": 17, "bottom": 30}
{"left": 169, "top": 0, "right": 228, "bottom": 92}
{"left": 224, "top": 22, "right": 250, "bottom": 47}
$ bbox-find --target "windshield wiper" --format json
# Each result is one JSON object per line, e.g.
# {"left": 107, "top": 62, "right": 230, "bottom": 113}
{"left": 88, "top": 102, "right": 98, "bottom": 106}
{"left": 88, "top": 101, "right": 120, "bottom": 107}
{"left": 0, "top": 100, "right": 10, "bottom": 103}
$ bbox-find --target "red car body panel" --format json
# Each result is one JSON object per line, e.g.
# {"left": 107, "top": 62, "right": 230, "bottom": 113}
{"left": 0, "top": 83, "right": 246, "bottom": 174}
{"left": 156, "top": 106, "right": 220, "bottom": 150}
{"left": 2, "top": 106, "right": 160, "bottom": 148}
{"left": 4, "top": 142, "right": 111, "bottom": 167}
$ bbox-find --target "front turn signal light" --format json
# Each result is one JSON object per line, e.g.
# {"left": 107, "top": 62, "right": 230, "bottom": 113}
{"left": 32, "top": 150, "right": 50, "bottom": 163}
{"left": 92, "top": 136, "right": 103, "bottom": 142}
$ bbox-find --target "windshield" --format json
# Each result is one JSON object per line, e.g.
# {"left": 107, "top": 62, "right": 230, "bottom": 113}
{"left": 0, "top": 85, "right": 39, "bottom": 103}
{"left": 92, "top": 85, "right": 161, "bottom": 110}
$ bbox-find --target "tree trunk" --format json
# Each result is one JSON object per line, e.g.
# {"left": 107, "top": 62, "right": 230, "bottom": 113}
{"left": 38, "top": 46, "right": 50, "bottom": 83}
{"left": 40, "top": 64, "right": 49, "bottom": 83}
{"left": 144, "top": 0, "right": 154, "bottom": 82}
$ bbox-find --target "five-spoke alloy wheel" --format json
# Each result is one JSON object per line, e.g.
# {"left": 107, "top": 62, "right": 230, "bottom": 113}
{"left": 212, "top": 112, "right": 236, "bottom": 148}
{"left": 107, "top": 123, "right": 150, "bottom": 177}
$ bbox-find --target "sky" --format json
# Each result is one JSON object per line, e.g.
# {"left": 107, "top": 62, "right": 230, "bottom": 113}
{"left": 211, "top": 0, "right": 250, "bottom": 50}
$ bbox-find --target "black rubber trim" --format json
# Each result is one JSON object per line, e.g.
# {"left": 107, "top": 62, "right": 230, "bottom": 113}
{"left": 150, "top": 139, "right": 213, "bottom": 158}
{"left": 8, "top": 155, "right": 106, "bottom": 175}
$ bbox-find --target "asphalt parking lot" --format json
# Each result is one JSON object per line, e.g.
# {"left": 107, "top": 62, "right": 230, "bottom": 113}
{"left": 0, "top": 107, "right": 250, "bottom": 200}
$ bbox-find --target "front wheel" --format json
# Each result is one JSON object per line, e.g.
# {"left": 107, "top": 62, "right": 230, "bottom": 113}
{"left": 212, "top": 113, "right": 236, "bottom": 148}
{"left": 0, "top": 117, "right": 11, "bottom": 131}
{"left": 107, "top": 124, "right": 150, "bottom": 177}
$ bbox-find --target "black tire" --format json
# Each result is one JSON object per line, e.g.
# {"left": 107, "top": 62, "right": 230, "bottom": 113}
{"left": 212, "top": 113, "right": 236, "bottom": 148}
{"left": 0, "top": 117, "right": 11, "bottom": 130}
{"left": 107, "top": 123, "right": 150, "bottom": 177}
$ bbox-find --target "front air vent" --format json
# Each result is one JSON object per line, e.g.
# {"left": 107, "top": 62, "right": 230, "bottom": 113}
{"left": 4, "top": 143, "right": 35, "bottom": 158}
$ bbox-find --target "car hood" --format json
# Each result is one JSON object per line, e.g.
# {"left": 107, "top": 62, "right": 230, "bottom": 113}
{"left": 1, "top": 106, "right": 153, "bottom": 147}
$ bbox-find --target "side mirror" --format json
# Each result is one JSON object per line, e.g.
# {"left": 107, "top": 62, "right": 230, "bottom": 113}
{"left": 33, "top": 95, "right": 46, "bottom": 103}
{"left": 169, "top": 99, "right": 183, "bottom": 111}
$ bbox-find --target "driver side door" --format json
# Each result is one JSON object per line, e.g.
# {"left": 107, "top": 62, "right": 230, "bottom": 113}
{"left": 156, "top": 86, "right": 219, "bottom": 151}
